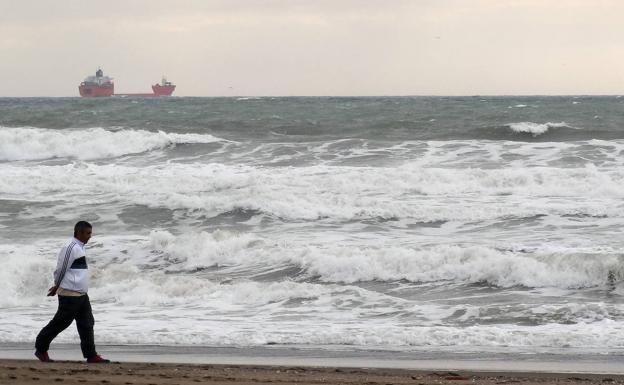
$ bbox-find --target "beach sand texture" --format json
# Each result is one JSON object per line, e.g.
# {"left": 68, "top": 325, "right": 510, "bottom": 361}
{"left": 2, "top": 360, "right": 624, "bottom": 385}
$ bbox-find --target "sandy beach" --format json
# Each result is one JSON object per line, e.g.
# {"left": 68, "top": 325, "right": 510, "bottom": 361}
{"left": 2, "top": 359, "right": 624, "bottom": 385}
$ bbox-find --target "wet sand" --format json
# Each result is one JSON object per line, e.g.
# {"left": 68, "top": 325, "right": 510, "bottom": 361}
{"left": 2, "top": 359, "right": 624, "bottom": 385}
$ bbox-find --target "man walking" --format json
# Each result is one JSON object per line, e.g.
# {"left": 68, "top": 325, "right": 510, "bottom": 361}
{"left": 34, "top": 221, "right": 110, "bottom": 363}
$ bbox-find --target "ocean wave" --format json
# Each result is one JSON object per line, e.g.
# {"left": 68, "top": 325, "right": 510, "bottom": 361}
{"left": 3, "top": 233, "right": 621, "bottom": 311}
{"left": 2, "top": 236, "right": 623, "bottom": 351}
{"left": 143, "top": 231, "right": 624, "bottom": 289}
{"left": 506, "top": 122, "right": 572, "bottom": 136}
{"left": 1, "top": 162, "right": 622, "bottom": 223}
{"left": 0, "top": 243, "right": 57, "bottom": 306}
{"left": 0, "top": 126, "right": 225, "bottom": 161}
{"left": 3, "top": 314, "right": 624, "bottom": 352}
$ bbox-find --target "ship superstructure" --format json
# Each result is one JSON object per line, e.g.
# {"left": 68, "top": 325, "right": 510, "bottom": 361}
{"left": 79, "top": 68, "right": 114, "bottom": 97}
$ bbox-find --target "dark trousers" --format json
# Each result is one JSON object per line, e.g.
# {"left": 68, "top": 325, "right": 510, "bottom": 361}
{"left": 35, "top": 294, "right": 97, "bottom": 359}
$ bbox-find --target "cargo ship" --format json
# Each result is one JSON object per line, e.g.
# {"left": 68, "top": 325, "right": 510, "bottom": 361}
{"left": 151, "top": 77, "right": 176, "bottom": 96}
{"left": 79, "top": 68, "right": 114, "bottom": 97}
{"left": 78, "top": 69, "right": 176, "bottom": 97}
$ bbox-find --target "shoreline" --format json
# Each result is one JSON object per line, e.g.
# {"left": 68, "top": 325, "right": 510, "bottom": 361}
{"left": 1, "top": 344, "right": 623, "bottom": 375}
{"left": 2, "top": 359, "right": 624, "bottom": 385}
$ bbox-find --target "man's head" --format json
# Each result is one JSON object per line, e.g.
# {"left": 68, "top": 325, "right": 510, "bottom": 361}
{"left": 74, "top": 221, "right": 92, "bottom": 244}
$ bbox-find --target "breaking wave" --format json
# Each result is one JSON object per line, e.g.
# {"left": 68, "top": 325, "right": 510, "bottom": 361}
{"left": 2, "top": 228, "right": 623, "bottom": 351}
{"left": 3, "top": 232, "right": 621, "bottom": 310}
{"left": 1, "top": 162, "right": 623, "bottom": 222}
{"left": 143, "top": 230, "right": 624, "bottom": 289}
{"left": 506, "top": 122, "right": 572, "bottom": 136}
{"left": 2, "top": 233, "right": 623, "bottom": 351}
{"left": 0, "top": 126, "right": 225, "bottom": 161}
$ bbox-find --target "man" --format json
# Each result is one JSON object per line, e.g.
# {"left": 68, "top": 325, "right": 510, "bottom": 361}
{"left": 34, "top": 221, "right": 110, "bottom": 363}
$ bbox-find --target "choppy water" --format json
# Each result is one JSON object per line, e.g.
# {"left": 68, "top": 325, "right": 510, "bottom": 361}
{"left": 1, "top": 96, "right": 624, "bottom": 354}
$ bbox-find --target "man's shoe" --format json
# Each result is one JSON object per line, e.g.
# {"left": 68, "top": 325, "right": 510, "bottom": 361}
{"left": 86, "top": 354, "right": 110, "bottom": 363}
{"left": 34, "top": 351, "right": 54, "bottom": 362}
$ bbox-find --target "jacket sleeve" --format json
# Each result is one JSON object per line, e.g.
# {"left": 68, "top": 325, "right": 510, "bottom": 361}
{"left": 53, "top": 243, "right": 79, "bottom": 287}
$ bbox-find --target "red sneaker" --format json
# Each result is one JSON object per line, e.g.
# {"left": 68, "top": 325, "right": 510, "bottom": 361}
{"left": 86, "top": 354, "right": 110, "bottom": 363}
{"left": 34, "top": 351, "right": 54, "bottom": 362}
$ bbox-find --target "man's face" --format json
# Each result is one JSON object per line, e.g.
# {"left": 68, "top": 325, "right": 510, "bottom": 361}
{"left": 77, "top": 228, "right": 92, "bottom": 244}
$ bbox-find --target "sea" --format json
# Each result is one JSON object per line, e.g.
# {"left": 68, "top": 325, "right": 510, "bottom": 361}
{"left": 1, "top": 96, "right": 623, "bottom": 357}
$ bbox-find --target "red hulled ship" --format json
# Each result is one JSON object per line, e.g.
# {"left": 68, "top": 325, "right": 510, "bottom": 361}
{"left": 152, "top": 77, "right": 176, "bottom": 96}
{"left": 79, "top": 68, "right": 114, "bottom": 97}
{"left": 78, "top": 69, "right": 176, "bottom": 97}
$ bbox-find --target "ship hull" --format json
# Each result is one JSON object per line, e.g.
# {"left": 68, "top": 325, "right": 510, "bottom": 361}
{"left": 79, "top": 84, "right": 114, "bottom": 97}
{"left": 152, "top": 84, "right": 176, "bottom": 96}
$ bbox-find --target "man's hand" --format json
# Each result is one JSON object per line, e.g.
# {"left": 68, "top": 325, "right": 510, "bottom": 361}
{"left": 47, "top": 286, "right": 58, "bottom": 297}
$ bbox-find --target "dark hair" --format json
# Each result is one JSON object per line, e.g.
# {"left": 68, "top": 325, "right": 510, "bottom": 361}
{"left": 74, "top": 221, "right": 92, "bottom": 236}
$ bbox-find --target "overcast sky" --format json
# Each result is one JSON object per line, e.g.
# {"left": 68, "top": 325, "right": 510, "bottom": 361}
{"left": 1, "top": 0, "right": 623, "bottom": 96}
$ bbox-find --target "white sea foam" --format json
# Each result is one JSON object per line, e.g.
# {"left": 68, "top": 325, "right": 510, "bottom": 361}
{"left": 0, "top": 126, "right": 224, "bottom": 161}
{"left": 2, "top": 235, "right": 623, "bottom": 351}
{"left": 1, "top": 161, "right": 623, "bottom": 223}
{"left": 507, "top": 122, "right": 571, "bottom": 136}
{"left": 3, "top": 311, "right": 624, "bottom": 352}
{"left": 237, "top": 139, "right": 624, "bottom": 169}
{"left": 142, "top": 231, "right": 624, "bottom": 289}
{"left": 3, "top": 232, "right": 621, "bottom": 313}
{"left": 2, "top": 290, "right": 624, "bottom": 352}
{"left": 0, "top": 244, "right": 56, "bottom": 306}
{"left": 85, "top": 319, "right": 622, "bottom": 351}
